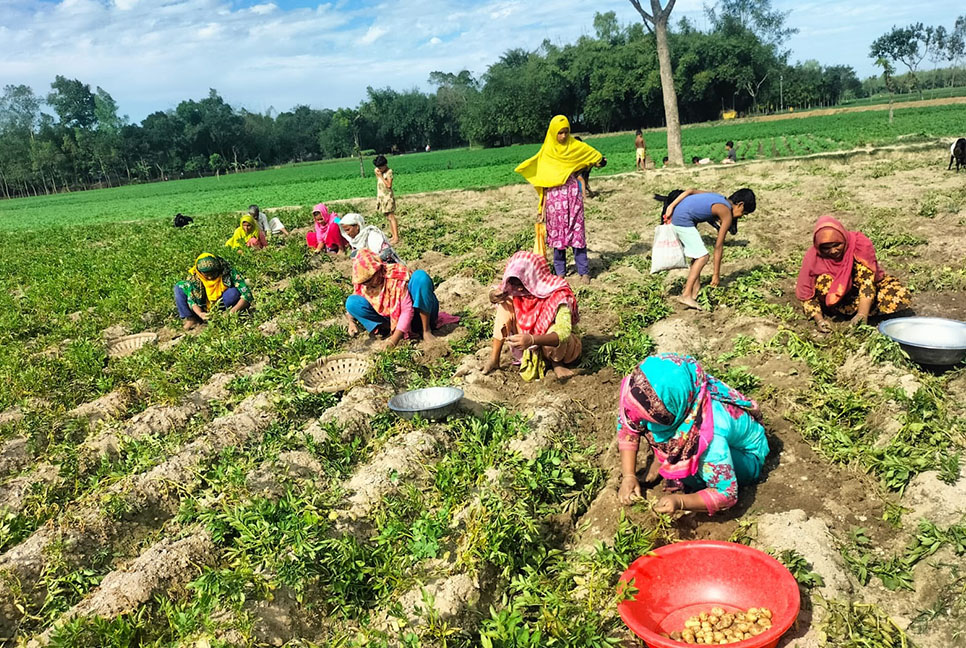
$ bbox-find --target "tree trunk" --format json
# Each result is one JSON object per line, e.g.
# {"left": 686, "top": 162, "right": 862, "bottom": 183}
{"left": 654, "top": 15, "right": 683, "bottom": 166}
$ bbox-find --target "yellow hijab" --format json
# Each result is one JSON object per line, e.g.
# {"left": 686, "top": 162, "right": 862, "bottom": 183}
{"left": 514, "top": 115, "right": 603, "bottom": 189}
{"left": 225, "top": 215, "right": 262, "bottom": 250}
{"left": 189, "top": 253, "right": 228, "bottom": 304}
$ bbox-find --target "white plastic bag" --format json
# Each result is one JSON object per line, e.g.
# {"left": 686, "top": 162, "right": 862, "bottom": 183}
{"left": 650, "top": 224, "right": 688, "bottom": 273}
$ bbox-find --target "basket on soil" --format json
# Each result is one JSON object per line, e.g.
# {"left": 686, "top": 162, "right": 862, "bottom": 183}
{"left": 107, "top": 332, "right": 159, "bottom": 358}
{"left": 299, "top": 353, "right": 373, "bottom": 393}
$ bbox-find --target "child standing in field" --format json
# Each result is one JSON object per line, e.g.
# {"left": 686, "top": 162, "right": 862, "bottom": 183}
{"left": 373, "top": 155, "right": 400, "bottom": 245}
{"left": 635, "top": 129, "right": 646, "bottom": 171}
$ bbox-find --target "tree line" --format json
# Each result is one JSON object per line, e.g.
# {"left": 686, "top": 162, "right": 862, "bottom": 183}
{"left": 0, "top": 3, "right": 963, "bottom": 199}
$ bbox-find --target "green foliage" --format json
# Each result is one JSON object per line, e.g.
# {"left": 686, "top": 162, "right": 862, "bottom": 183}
{"left": 777, "top": 549, "right": 825, "bottom": 590}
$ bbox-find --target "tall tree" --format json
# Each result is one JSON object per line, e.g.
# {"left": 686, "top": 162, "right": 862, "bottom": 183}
{"left": 628, "top": 0, "right": 684, "bottom": 166}
{"left": 47, "top": 76, "right": 96, "bottom": 129}
{"left": 870, "top": 24, "right": 935, "bottom": 100}
{"left": 704, "top": 0, "right": 797, "bottom": 51}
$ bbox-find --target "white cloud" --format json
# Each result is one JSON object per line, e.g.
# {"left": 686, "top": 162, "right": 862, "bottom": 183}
{"left": 249, "top": 3, "right": 277, "bottom": 15}
{"left": 359, "top": 25, "right": 388, "bottom": 45}
{"left": 0, "top": 0, "right": 959, "bottom": 122}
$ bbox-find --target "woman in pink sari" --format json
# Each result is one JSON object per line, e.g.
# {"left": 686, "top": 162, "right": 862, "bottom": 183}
{"left": 306, "top": 203, "right": 348, "bottom": 254}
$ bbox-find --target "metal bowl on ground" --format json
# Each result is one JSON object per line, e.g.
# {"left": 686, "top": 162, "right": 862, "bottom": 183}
{"left": 107, "top": 332, "right": 159, "bottom": 358}
{"left": 299, "top": 353, "right": 372, "bottom": 393}
{"left": 877, "top": 317, "right": 966, "bottom": 366}
{"left": 388, "top": 387, "right": 464, "bottom": 421}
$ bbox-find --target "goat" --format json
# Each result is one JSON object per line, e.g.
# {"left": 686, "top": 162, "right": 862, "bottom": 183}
{"left": 949, "top": 138, "right": 966, "bottom": 172}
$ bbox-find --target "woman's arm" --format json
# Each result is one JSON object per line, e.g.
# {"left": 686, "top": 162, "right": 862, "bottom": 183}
{"left": 191, "top": 304, "right": 209, "bottom": 321}
{"left": 851, "top": 263, "right": 876, "bottom": 324}
{"left": 619, "top": 448, "right": 642, "bottom": 504}
{"left": 710, "top": 205, "right": 733, "bottom": 286}
{"left": 385, "top": 291, "right": 415, "bottom": 348}
{"left": 229, "top": 298, "right": 249, "bottom": 314}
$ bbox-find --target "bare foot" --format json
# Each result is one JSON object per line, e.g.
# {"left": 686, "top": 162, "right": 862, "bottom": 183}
{"left": 645, "top": 460, "right": 663, "bottom": 484}
{"left": 676, "top": 295, "right": 704, "bottom": 311}
{"left": 552, "top": 364, "right": 575, "bottom": 380}
{"left": 182, "top": 319, "right": 200, "bottom": 331}
{"left": 578, "top": 274, "right": 590, "bottom": 285}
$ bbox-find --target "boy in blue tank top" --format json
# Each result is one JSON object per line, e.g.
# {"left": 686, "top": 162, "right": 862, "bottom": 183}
{"left": 662, "top": 188, "right": 757, "bottom": 310}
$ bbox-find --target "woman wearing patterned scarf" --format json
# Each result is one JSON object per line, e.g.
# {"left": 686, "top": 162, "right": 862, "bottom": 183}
{"left": 484, "top": 251, "right": 581, "bottom": 381}
{"left": 173, "top": 253, "right": 252, "bottom": 329}
{"left": 344, "top": 249, "right": 458, "bottom": 350}
{"left": 617, "top": 353, "right": 769, "bottom": 515}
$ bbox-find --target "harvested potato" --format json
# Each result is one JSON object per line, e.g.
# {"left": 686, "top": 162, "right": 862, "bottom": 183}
{"left": 669, "top": 606, "right": 775, "bottom": 644}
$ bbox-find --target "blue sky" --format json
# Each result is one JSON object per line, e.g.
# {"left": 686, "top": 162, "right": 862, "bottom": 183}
{"left": 0, "top": 0, "right": 960, "bottom": 122}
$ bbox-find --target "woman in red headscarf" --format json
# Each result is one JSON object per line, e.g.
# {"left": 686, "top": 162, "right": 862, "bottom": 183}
{"left": 483, "top": 251, "right": 582, "bottom": 380}
{"left": 796, "top": 215, "right": 911, "bottom": 333}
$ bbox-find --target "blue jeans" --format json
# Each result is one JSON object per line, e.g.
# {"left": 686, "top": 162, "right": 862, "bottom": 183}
{"left": 174, "top": 284, "right": 240, "bottom": 319}
{"left": 345, "top": 269, "right": 439, "bottom": 333}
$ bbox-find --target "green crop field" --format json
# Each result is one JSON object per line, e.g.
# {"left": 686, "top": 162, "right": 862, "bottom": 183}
{"left": 1, "top": 130, "right": 966, "bottom": 647}
{"left": 1, "top": 103, "right": 964, "bottom": 231}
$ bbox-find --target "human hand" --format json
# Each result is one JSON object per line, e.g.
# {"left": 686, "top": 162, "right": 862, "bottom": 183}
{"left": 654, "top": 495, "right": 680, "bottom": 514}
{"left": 815, "top": 318, "right": 831, "bottom": 334}
{"left": 710, "top": 274, "right": 721, "bottom": 287}
{"left": 618, "top": 475, "right": 642, "bottom": 505}
{"left": 850, "top": 313, "right": 868, "bottom": 327}
{"left": 489, "top": 289, "right": 508, "bottom": 304}
{"left": 507, "top": 333, "right": 533, "bottom": 349}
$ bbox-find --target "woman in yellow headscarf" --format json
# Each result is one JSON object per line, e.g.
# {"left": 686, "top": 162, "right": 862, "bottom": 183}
{"left": 174, "top": 253, "right": 253, "bottom": 329}
{"left": 225, "top": 214, "right": 267, "bottom": 251}
{"left": 515, "top": 115, "right": 604, "bottom": 284}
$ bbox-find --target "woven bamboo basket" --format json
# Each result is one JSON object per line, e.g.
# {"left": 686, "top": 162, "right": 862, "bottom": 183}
{"left": 299, "top": 353, "right": 373, "bottom": 393}
{"left": 107, "top": 332, "right": 159, "bottom": 358}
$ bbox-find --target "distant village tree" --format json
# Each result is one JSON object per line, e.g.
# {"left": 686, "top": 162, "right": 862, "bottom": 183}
{"left": 870, "top": 23, "right": 937, "bottom": 100}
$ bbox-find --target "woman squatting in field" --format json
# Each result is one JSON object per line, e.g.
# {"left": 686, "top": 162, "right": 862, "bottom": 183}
{"left": 306, "top": 203, "right": 349, "bottom": 255}
{"left": 344, "top": 249, "right": 457, "bottom": 350}
{"left": 174, "top": 253, "right": 252, "bottom": 330}
{"left": 515, "top": 115, "right": 605, "bottom": 283}
{"left": 617, "top": 353, "right": 770, "bottom": 515}
{"left": 225, "top": 214, "right": 267, "bottom": 251}
{"left": 796, "top": 215, "right": 911, "bottom": 333}
{"left": 339, "top": 213, "right": 402, "bottom": 264}
{"left": 483, "top": 251, "right": 582, "bottom": 381}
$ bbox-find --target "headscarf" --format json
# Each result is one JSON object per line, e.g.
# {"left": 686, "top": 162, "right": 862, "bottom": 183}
{"left": 514, "top": 115, "right": 603, "bottom": 190}
{"left": 618, "top": 354, "right": 758, "bottom": 481}
{"left": 339, "top": 213, "right": 383, "bottom": 252}
{"left": 226, "top": 214, "right": 265, "bottom": 250}
{"left": 795, "top": 215, "right": 884, "bottom": 305}
{"left": 500, "top": 251, "right": 578, "bottom": 336}
{"left": 351, "top": 248, "right": 411, "bottom": 330}
{"left": 188, "top": 253, "right": 232, "bottom": 305}
{"left": 312, "top": 203, "right": 335, "bottom": 239}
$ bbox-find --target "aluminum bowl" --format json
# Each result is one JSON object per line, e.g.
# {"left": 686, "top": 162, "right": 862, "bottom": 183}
{"left": 878, "top": 317, "right": 966, "bottom": 366}
{"left": 388, "top": 387, "right": 464, "bottom": 421}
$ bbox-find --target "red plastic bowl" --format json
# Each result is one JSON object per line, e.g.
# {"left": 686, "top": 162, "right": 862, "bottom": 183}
{"left": 618, "top": 540, "right": 800, "bottom": 648}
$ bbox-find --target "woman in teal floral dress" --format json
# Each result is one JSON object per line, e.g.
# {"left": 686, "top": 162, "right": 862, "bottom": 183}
{"left": 616, "top": 353, "right": 769, "bottom": 515}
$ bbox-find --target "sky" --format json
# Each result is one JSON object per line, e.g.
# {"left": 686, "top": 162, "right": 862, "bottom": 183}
{"left": 0, "top": 0, "right": 960, "bottom": 122}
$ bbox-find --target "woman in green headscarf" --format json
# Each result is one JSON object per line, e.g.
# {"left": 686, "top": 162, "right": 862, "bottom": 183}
{"left": 174, "top": 253, "right": 253, "bottom": 329}
{"left": 225, "top": 214, "right": 267, "bottom": 251}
